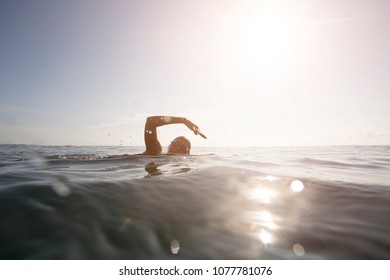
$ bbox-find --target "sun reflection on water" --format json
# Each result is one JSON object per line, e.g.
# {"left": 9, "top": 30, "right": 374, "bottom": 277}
{"left": 246, "top": 176, "right": 309, "bottom": 254}
{"left": 262, "top": 175, "right": 279, "bottom": 182}
{"left": 248, "top": 176, "right": 281, "bottom": 246}
{"left": 254, "top": 210, "right": 278, "bottom": 244}
{"left": 251, "top": 185, "right": 277, "bottom": 204}
{"left": 259, "top": 229, "right": 273, "bottom": 245}
{"left": 260, "top": 210, "right": 272, "bottom": 221}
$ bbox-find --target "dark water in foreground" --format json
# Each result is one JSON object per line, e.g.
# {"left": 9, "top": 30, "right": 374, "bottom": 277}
{"left": 0, "top": 145, "right": 389, "bottom": 259}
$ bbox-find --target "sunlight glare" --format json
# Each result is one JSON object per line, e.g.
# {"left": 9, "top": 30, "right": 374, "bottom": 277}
{"left": 232, "top": 5, "right": 296, "bottom": 73}
{"left": 259, "top": 229, "right": 273, "bottom": 245}
{"left": 260, "top": 210, "right": 273, "bottom": 222}
{"left": 262, "top": 175, "right": 279, "bottom": 182}
{"left": 259, "top": 211, "right": 278, "bottom": 230}
{"left": 252, "top": 185, "right": 277, "bottom": 204}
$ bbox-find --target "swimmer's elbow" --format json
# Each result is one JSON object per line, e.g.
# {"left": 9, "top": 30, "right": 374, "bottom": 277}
{"left": 146, "top": 116, "right": 159, "bottom": 125}
{"left": 145, "top": 116, "right": 154, "bottom": 128}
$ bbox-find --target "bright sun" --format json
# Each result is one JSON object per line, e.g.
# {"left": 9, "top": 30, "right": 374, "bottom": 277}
{"left": 231, "top": 6, "right": 297, "bottom": 76}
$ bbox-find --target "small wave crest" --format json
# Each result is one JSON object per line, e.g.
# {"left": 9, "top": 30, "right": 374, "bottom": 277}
{"left": 297, "top": 157, "right": 383, "bottom": 169}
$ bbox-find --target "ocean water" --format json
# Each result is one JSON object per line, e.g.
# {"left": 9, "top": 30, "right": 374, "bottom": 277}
{"left": 0, "top": 144, "right": 389, "bottom": 259}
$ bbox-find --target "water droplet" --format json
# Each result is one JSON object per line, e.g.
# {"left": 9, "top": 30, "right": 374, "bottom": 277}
{"left": 170, "top": 240, "right": 180, "bottom": 254}
{"left": 293, "top": 243, "right": 305, "bottom": 256}
{"left": 51, "top": 176, "right": 72, "bottom": 197}
{"left": 163, "top": 116, "right": 172, "bottom": 123}
{"left": 30, "top": 154, "right": 47, "bottom": 168}
{"left": 123, "top": 217, "right": 133, "bottom": 225}
{"left": 119, "top": 217, "right": 134, "bottom": 231}
{"left": 290, "top": 180, "right": 304, "bottom": 193}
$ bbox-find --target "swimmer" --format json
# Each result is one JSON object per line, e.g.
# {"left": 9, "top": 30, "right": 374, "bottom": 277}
{"left": 143, "top": 116, "right": 207, "bottom": 155}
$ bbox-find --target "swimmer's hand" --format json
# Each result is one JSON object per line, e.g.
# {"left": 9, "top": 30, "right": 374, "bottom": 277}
{"left": 184, "top": 119, "right": 207, "bottom": 139}
{"left": 195, "top": 129, "right": 207, "bottom": 139}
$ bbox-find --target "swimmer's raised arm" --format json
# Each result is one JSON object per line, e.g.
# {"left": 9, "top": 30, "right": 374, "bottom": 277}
{"left": 143, "top": 116, "right": 207, "bottom": 155}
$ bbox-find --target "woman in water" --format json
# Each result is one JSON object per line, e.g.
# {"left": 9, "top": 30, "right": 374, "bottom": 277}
{"left": 143, "top": 116, "right": 207, "bottom": 155}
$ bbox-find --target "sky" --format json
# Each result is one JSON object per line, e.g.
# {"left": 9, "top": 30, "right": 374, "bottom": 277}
{"left": 0, "top": 0, "right": 389, "bottom": 147}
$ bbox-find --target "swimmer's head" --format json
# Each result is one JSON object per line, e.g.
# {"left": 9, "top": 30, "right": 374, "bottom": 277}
{"left": 168, "top": 136, "right": 191, "bottom": 154}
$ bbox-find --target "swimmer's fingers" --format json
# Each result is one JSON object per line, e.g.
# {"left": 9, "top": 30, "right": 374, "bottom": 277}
{"left": 184, "top": 119, "right": 198, "bottom": 132}
{"left": 184, "top": 119, "right": 206, "bottom": 139}
{"left": 198, "top": 131, "right": 207, "bottom": 139}
{"left": 194, "top": 127, "right": 207, "bottom": 139}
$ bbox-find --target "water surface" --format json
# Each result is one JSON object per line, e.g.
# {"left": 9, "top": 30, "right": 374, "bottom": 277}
{"left": 0, "top": 145, "right": 389, "bottom": 259}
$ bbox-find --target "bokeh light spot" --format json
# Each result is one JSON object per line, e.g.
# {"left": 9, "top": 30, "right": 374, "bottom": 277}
{"left": 290, "top": 180, "right": 304, "bottom": 193}
{"left": 170, "top": 240, "right": 180, "bottom": 254}
{"left": 293, "top": 243, "right": 305, "bottom": 257}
